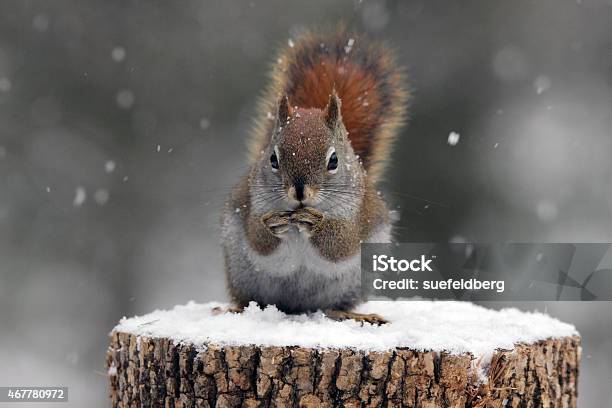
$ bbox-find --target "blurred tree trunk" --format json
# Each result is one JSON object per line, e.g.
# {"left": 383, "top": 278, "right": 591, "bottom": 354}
{"left": 107, "top": 332, "right": 579, "bottom": 407}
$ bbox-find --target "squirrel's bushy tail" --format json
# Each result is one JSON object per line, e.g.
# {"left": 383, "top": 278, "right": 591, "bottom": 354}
{"left": 250, "top": 26, "right": 409, "bottom": 182}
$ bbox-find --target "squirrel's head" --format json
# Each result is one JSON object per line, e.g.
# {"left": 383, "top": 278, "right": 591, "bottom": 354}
{"left": 251, "top": 93, "right": 364, "bottom": 216}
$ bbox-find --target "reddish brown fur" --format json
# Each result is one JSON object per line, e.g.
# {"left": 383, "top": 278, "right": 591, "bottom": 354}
{"left": 249, "top": 26, "right": 408, "bottom": 182}
{"left": 290, "top": 59, "right": 389, "bottom": 167}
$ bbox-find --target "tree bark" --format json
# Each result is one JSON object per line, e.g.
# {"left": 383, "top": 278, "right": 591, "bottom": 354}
{"left": 107, "top": 332, "right": 580, "bottom": 408}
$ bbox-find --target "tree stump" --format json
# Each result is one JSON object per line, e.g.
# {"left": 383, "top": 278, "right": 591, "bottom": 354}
{"left": 106, "top": 302, "right": 580, "bottom": 408}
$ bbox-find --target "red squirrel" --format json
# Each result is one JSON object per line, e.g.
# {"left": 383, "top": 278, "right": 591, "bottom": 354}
{"left": 220, "top": 27, "right": 408, "bottom": 324}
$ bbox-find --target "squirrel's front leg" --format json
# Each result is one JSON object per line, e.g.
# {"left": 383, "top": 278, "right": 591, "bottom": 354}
{"left": 244, "top": 210, "right": 292, "bottom": 256}
{"left": 291, "top": 207, "right": 360, "bottom": 262}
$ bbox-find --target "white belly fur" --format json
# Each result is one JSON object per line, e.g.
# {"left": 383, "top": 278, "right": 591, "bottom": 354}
{"left": 223, "top": 209, "right": 391, "bottom": 312}
{"left": 247, "top": 229, "right": 359, "bottom": 277}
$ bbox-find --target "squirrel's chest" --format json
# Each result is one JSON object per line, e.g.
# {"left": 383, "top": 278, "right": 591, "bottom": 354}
{"left": 249, "top": 231, "right": 359, "bottom": 277}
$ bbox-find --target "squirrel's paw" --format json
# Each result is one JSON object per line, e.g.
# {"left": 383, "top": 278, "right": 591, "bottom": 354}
{"left": 324, "top": 310, "right": 388, "bottom": 326}
{"left": 262, "top": 211, "right": 293, "bottom": 236}
{"left": 290, "top": 207, "right": 324, "bottom": 233}
{"left": 211, "top": 305, "right": 245, "bottom": 315}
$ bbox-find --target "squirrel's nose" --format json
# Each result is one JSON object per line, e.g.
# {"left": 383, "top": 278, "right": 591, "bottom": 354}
{"left": 293, "top": 180, "right": 305, "bottom": 201}
{"left": 288, "top": 179, "right": 315, "bottom": 203}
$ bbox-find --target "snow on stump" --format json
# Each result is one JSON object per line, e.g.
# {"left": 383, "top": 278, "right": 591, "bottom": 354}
{"left": 107, "top": 301, "right": 580, "bottom": 408}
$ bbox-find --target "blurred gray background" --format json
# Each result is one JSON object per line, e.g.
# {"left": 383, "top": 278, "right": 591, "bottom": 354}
{"left": 0, "top": 0, "right": 611, "bottom": 406}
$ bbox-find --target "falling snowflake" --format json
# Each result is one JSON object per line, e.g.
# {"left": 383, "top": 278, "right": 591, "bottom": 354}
{"left": 447, "top": 131, "right": 460, "bottom": 146}
{"left": 94, "top": 188, "right": 110, "bottom": 205}
{"left": 536, "top": 200, "right": 558, "bottom": 222}
{"left": 344, "top": 38, "right": 355, "bottom": 54}
{"left": 105, "top": 160, "right": 116, "bottom": 173}
{"left": 116, "top": 89, "right": 135, "bottom": 109}
{"left": 73, "top": 187, "right": 86, "bottom": 207}
{"left": 0, "top": 77, "right": 11, "bottom": 93}
{"left": 534, "top": 75, "right": 551, "bottom": 95}
{"left": 199, "top": 118, "right": 210, "bottom": 130}
{"left": 111, "top": 47, "right": 126, "bottom": 62}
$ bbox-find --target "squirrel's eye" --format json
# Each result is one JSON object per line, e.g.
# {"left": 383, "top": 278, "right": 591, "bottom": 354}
{"left": 327, "top": 149, "right": 338, "bottom": 173}
{"left": 270, "top": 152, "right": 279, "bottom": 170}
{"left": 270, "top": 145, "right": 280, "bottom": 172}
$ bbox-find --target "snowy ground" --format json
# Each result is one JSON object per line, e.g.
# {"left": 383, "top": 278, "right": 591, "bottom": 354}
{"left": 115, "top": 300, "right": 577, "bottom": 357}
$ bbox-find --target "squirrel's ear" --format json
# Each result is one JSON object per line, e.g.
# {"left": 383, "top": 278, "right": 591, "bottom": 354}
{"left": 277, "top": 94, "right": 293, "bottom": 125}
{"left": 324, "top": 92, "right": 342, "bottom": 129}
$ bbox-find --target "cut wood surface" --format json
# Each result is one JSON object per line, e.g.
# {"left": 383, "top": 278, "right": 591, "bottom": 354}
{"left": 106, "top": 302, "right": 581, "bottom": 407}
